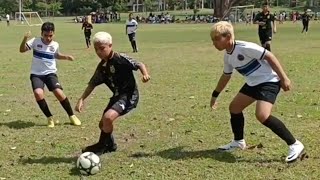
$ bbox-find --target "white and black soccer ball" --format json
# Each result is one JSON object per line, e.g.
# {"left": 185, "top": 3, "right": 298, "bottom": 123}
{"left": 76, "top": 152, "right": 101, "bottom": 175}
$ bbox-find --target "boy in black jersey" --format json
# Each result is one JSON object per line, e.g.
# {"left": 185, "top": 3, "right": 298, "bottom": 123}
{"left": 301, "top": 10, "right": 311, "bottom": 34}
{"left": 254, "top": 3, "right": 276, "bottom": 51}
{"left": 75, "top": 32, "right": 150, "bottom": 155}
{"left": 82, "top": 17, "right": 93, "bottom": 48}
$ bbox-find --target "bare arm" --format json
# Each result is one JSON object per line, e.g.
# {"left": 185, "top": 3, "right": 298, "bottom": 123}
{"left": 55, "top": 53, "right": 74, "bottom": 61}
{"left": 264, "top": 51, "right": 288, "bottom": 81}
{"left": 137, "top": 63, "right": 150, "bottom": 83}
{"left": 75, "top": 85, "right": 95, "bottom": 112}
{"left": 79, "top": 85, "right": 95, "bottom": 101}
{"left": 213, "top": 73, "right": 232, "bottom": 93}
{"left": 210, "top": 73, "right": 232, "bottom": 109}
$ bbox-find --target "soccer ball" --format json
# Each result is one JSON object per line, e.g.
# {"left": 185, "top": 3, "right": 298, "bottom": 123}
{"left": 76, "top": 152, "right": 101, "bottom": 175}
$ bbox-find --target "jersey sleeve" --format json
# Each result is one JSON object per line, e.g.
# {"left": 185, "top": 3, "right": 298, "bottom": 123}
{"left": 223, "top": 54, "right": 234, "bottom": 75}
{"left": 119, "top": 53, "right": 140, "bottom": 71}
{"left": 88, "top": 63, "right": 105, "bottom": 87}
{"left": 26, "top": 37, "right": 36, "bottom": 50}
{"left": 253, "top": 13, "right": 260, "bottom": 22}
{"left": 243, "top": 43, "right": 267, "bottom": 61}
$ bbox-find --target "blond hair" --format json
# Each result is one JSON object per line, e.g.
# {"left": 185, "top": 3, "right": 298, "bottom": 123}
{"left": 93, "top": 32, "right": 112, "bottom": 44}
{"left": 210, "top": 21, "right": 235, "bottom": 40}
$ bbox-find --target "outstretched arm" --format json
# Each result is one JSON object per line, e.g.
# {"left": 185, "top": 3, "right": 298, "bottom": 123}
{"left": 137, "top": 63, "right": 150, "bottom": 83}
{"left": 75, "top": 85, "right": 95, "bottom": 113}
{"left": 55, "top": 53, "right": 74, "bottom": 61}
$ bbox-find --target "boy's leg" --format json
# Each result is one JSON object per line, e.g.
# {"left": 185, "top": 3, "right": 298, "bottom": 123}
{"left": 31, "top": 75, "right": 54, "bottom": 127}
{"left": 83, "top": 92, "right": 139, "bottom": 155}
{"left": 46, "top": 74, "right": 81, "bottom": 126}
{"left": 128, "top": 34, "right": 135, "bottom": 52}
{"left": 219, "top": 84, "right": 256, "bottom": 151}
{"left": 254, "top": 82, "right": 304, "bottom": 162}
{"left": 131, "top": 33, "right": 138, "bottom": 52}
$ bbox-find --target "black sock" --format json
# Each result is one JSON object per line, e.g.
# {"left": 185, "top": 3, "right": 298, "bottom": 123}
{"left": 133, "top": 40, "right": 137, "bottom": 50}
{"left": 36, "top": 99, "right": 53, "bottom": 118}
{"left": 230, "top": 112, "right": 245, "bottom": 140}
{"left": 98, "top": 131, "right": 115, "bottom": 146}
{"left": 130, "top": 41, "right": 135, "bottom": 50}
{"left": 85, "top": 38, "right": 89, "bottom": 48}
{"left": 263, "top": 115, "right": 296, "bottom": 145}
{"left": 60, "top": 97, "right": 74, "bottom": 116}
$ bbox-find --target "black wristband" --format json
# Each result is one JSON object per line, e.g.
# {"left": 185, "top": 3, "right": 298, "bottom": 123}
{"left": 212, "top": 90, "right": 220, "bottom": 98}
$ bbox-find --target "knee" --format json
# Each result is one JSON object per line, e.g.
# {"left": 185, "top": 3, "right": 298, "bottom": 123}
{"left": 255, "top": 111, "right": 270, "bottom": 123}
{"left": 229, "top": 102, "right": 242, "bottom": 114}
{"left": 103, "top": 114, "right": 113, "bottom": 125}
{"left": 33, "top": 89, "right": 44, "bottom": 100}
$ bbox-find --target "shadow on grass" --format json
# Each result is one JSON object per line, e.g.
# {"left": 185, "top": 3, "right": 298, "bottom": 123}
{"left": 20, "top": 156, "right": 82, "bottom": 176}
{"left": 0, "top": 120, "right": 36, "bottom": 129}
{"left": 20, "top": 156, "right": 77, "bottom": 165}
{"left": 130, "top": 146, "right": 237, "bottom": 163}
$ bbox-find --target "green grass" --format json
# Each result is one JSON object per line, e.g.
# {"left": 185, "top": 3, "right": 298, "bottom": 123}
{"left": 0, "top": 21, "right": 320, "bottom": 179}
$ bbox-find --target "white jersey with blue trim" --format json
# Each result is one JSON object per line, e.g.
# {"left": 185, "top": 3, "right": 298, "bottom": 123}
{"left": 126, "top": 19, "right": 138, "bottom": 34}
{"left": 26, "top": 37, "right": 59, "bottom": 75}
{"left": 223, "top": 40, "right": 279, "bottom": 86}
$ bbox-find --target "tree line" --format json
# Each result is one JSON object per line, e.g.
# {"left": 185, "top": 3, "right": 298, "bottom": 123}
{"left": 0, "top": 0, "right": 318, "bottom": 18}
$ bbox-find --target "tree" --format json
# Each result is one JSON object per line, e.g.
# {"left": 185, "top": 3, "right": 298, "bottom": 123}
{"left": 213, "top": 0, "right": 243, "bottom": 19}
{"left": 49, "top": 1, "right": 63, "bottom": 16}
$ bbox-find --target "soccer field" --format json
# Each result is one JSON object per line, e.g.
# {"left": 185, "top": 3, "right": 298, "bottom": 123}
{"left": 0, "top": 21, "right": 320, "bottom": 179}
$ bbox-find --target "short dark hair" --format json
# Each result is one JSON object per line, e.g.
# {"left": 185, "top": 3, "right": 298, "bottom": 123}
{"left": 41, "top": 22, "right": 55, "bottom": 32}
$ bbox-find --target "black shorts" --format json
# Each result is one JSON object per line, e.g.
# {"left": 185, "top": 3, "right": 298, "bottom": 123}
{"left": 30, "top": 73, "right": 63, "bottom": 91}
{"left": 259, "top": 30, "right": 272, "bottom": 45}
{"left": 239, "top": 81, "right": 280, "bottom": 104}
{"left": 128, "top": 33, "right": 136, "bottom": 42}
{"left": 103, "top": 90, "right": 139, "bottom": 116}
{"left": 84, "top": 32, "right": 91, "bottom": 38}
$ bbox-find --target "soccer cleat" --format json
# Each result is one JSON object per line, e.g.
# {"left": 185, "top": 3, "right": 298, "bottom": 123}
{"left": 285, "top": 140, "right": 305, "bottom": 163}
{"left": 69, "top": 115, "right": 81, "bottom": 126}
{"left": 218, "top": 139, "right": 246, "bottom": 151}
{"left": 47, "top": 116, "right": 55, "bottom": 128}
{"left": 82, "top": 143, "right": 117, "bottom": 156}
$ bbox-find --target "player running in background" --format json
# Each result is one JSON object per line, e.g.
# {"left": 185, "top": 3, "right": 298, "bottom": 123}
{"left": 126, "top": 13, "right": 138, "bottom": 53}
{"left": 82, "top": 16, "right": 93, "bottom": 48}
{"left": 254, "top": 3, "right": 276, "bottom": 51}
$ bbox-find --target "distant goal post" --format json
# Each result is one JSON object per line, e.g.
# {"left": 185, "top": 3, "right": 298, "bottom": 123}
{"left": 15, "top": 12, "right": 43, "bottom": 26}
{"left": 223, "top": 5, "right": 255, "bottom": 24}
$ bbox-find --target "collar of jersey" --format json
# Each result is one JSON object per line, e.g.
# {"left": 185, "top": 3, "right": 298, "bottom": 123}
{"left": 226, "top": 41, "right": 236, "bottom": 55}
{"left": 102, "top": 51, "right": 114, "bottom": 61}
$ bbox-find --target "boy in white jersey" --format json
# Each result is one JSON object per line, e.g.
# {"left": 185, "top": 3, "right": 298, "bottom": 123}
{"left": 125, "top": 13, "right": 138, "bottom": 53}
{"left": 19, "top": 22, "right": 81, "bottom": 127}
{"left": 209, "top": 21, "right": 305, "bottom": 163}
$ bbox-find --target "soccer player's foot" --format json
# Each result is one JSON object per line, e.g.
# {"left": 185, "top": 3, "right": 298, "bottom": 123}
{"left": 69, "top": 115, "right": 81, "bottom": 126}
{"left": 47, "top": 116, "right": 55, "bottom": 128}
{"left": 82, "top": 143, "right": 117, "bottom": 156}
{"left": 218, "top": 139, "right": 246, "bottom": 151}
{"left": 286, "top": 140, "right": 305, "bottom": 163}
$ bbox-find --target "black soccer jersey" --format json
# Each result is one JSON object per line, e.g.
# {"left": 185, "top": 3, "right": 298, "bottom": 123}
{"left": 88, "top": 52, "right": 140, "bottom": 97}
{"left": 302, "top": 13, "right": 311, "bottom": 22}
{"left": 82, "top": 22, "right": 93, "bottom": 33}
{"left": 254, "top": 11, "right": 275, "bottom": 32}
